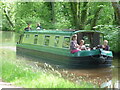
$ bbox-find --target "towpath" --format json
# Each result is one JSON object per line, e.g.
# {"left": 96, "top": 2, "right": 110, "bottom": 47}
{"left": 0, "top": 79, "right": 23, "bottom": 89}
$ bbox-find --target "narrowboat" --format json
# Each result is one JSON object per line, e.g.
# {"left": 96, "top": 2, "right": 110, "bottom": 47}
{"left": 16, "top": 30, "right": 113, "bottom": 68}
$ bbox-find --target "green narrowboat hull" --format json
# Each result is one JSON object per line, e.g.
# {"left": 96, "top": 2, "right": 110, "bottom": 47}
{"left": 17, "top": 44, "right": 113, "bottom": 68}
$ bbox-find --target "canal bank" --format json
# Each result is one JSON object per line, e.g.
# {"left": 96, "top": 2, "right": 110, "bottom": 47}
{"left": 0, "top": 79, "right": 22, "bottom": 89}
{"left": 1, "top": 48, "right": 96, "bottom": 88}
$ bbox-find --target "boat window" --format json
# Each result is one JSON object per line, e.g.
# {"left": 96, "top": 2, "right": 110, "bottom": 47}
{"left": 83, "top": 35, "right": 90, "bottom": 44}
{"left": 62, "top": 36, "right": 70, "bottom": 48}
{"left": 35, "top": 34, "right": 38, "bottom": 37}
{"left": 44, "top": 35, "right": 50, "bottom": 46}
{"left": 100, "top": 34, "right": 103, "bottom": 44}
{"left": 54, "top": 36, "right": 59, "bottom": 47}
{"left": 34, "top": 34, "right": 38, "bottom": 44}
{"left": 25, "top": 34, "right": 29, "bottom": 38}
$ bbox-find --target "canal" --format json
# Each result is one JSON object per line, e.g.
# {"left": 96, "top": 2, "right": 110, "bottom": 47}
{"left": 1, "top": 31, "right": 119, "bottom": 88}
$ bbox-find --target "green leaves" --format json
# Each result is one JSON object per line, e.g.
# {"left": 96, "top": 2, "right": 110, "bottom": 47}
{"left": 2, "top": 2, "right": 115, "bottom": 31}
{"left": 96, "top": 25, "right": 119, "bottom": 52}
{"left": 2, "top": 2, "right": 119, "bottom": 52}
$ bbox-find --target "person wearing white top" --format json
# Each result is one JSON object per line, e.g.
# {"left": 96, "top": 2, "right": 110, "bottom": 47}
{"left": 79, "top": 40, "right": 87, "bottom": 50}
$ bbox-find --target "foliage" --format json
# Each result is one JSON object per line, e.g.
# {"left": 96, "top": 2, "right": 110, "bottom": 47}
{"left": 2, "top": 2, "right": 15, "bottom": 31}
{"left": 95, "top": 25, "right": 119, "bottom": 52}
{"left": 2, "top": 2, "right": 115, "bottom": 30}
{"left": 1, "top": 2, "right": 120, "bottom": 52}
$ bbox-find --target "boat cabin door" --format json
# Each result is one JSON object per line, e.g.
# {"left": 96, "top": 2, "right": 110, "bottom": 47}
{"left": 77, "top": 32, "right": 103, "bottom": 48}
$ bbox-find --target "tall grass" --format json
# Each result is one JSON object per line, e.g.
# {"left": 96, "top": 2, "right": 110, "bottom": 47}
{"left": 0, "top": 49, "right": 97, "bottom": 88}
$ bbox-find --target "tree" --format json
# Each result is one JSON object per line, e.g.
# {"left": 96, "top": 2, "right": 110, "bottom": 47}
{"left": 2, "top": 2, "right": 15, "bottom": 31}
{"left": 3, "top": 8, "right": 14, "bottom": 28}
{"left": 45, "top": 2, "right": 55, "bottom": 28}
{"left": 70, "top": 2, "right": 88, "bottom": 30}
{"left": 111, "top": 1, "right": 120, "bottom": 25}
{"left": 90, "top": 5, "right": 103, "bottom": 30}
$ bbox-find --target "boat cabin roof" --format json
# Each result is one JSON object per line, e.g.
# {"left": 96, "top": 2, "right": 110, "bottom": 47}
{"left": 24, "top": 30, "right": 103, "bottom": 35}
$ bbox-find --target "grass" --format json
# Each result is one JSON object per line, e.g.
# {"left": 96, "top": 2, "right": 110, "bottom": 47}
{"left": 0, "top": 48, "right": 97, "bottom": 88}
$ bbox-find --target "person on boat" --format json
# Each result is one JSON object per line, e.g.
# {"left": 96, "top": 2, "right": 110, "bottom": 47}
{"left": 102, "top": 40, "right": 110, "bottom": 51}
{"left": 24, "top": 24, "right": 32, "bottom": 31}
{"left": 70, "top": 34, "right": 80, "bottom": 53}
{"left": 97, "top": 40, "right": 110, "bottom": 51}
{"left": 36, "top": 23, "right": 42, "bottom": 30}
{"left": 78, "top": 40, "right": 87, "bottom": 50}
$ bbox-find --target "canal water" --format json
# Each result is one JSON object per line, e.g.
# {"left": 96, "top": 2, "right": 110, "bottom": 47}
{"left": 1, "top": 31, "right": 119, "bottom": 88}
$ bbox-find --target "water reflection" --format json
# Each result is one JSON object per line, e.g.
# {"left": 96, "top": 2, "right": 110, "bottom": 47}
{"left": 60, "top": 58, "right": 119, "bottom": 88}
{"left": 1, "top": 31, "right": 15, "bottom": 46}
{"left": 1, "top": 31, "right": 119, "bottom": 88}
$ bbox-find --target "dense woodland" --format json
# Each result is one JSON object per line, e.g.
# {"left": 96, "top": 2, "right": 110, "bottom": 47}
{"left": 1, "top": 1, "right": 120, "bottom": 53}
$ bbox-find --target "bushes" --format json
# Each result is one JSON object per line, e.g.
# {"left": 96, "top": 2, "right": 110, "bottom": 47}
{"left": 95, "top": 25, "right": 119, "bottom": 53}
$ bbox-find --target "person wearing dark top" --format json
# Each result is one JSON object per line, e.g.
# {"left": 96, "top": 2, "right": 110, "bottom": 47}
{"left": 36, "top": 23, "right": 42, "bottom": 30}
{"left": 102, "top": 40, "right": 110, "bottom": 51}
{"left": 24, "top": 24, "right": 32, "bottom": 31}
{"left": 97, "top": 40, "right": 110, "bottom": 51}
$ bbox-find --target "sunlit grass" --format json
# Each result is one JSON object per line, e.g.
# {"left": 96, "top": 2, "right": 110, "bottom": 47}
{"left": 0, "top": 48, "right": 97, "bottom": 88}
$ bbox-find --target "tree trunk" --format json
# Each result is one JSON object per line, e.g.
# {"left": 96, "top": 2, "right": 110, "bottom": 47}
{"left": 70, "top": 2, "right": 79, "bottom": 30}
{"left": 45, "top": 2, "right": 55, "bottom": 28}
{"left": 90, "top": 6, "right": 103, "bottom": 30}
{"left": 111, "top": 2, "right": 120, "bottom": 25}
{"left": 50, "top": 2, "right": 55, "bottom": 24}
{"left": 70, "top": 2, "right": 88, "bottom": 30}
{"left": 80, "top": 2, "right": 88, "bottom": 30}
{"left": 3, "top": 9, "right": 14, "bottom": 28}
